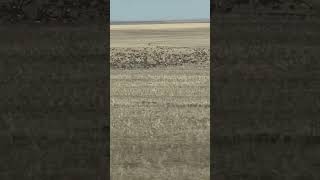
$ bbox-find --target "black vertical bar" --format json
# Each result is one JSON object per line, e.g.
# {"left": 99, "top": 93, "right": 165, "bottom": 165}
{"left": 211, "top": 0, "right": 320, "bottom": 179}
{"left": 0, "top": 0, "right": 110, "bottom": 179}
{"left": 98, "top": 0, "right": 110, "bottom": 179}
{"left": 210, "top": 0, "right": 214, "bottom": 179}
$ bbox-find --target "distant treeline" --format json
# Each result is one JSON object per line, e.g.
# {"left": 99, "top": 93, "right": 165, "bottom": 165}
{"left": 0, "top": 0, "right": 108, "bottom": 23}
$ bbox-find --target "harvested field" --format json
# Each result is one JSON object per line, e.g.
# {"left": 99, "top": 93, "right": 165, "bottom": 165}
{"left": 111, "top": 22, "right": 209, "bottom": 48}
{"left": 110, "top": 23, "right": 209, "bottom": 30}
{"left": 111, "top": 65, "right": 209, "bottom": 180}
{"left": 111, "top": 22, "right": 210, "bottom": 180}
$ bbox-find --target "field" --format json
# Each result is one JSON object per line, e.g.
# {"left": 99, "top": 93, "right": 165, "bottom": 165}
{"left": 1, "top": 13, "right": 319, "bottom": 179}
{"left": 111, "top": 22, "right": 210, "bottom": 179}
{"left": 111, "top": 22, "right": 209, "bottom": 48}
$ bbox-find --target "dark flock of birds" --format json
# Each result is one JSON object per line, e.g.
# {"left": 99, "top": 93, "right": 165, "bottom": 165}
{"left": 111, "top": 47, "right": 210, "bottom": 69}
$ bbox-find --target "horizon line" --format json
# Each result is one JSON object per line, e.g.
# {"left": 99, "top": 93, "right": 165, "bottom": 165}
{"left": 111, "top": 18, "right": 210, "bottom": 24}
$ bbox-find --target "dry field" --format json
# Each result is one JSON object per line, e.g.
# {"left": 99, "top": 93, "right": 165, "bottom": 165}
{"left": 111, "top": 22, "right": 210, "bottom": 180}
{"left": 111, "top": 22, "right": 209, "bottom": 48}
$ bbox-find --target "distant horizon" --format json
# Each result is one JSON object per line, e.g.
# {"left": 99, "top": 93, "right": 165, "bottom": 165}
{"left": 110, "top": 18, "right": 210, "bottom": 24}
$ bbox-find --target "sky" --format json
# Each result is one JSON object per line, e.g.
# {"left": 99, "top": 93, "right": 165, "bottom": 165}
{"left": 111, "top": 0, "right": 210, "bottom": 21}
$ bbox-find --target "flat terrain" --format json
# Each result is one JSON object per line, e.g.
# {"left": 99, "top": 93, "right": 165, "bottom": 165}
{"left": 111, "top": 22, "right": 210, "bottom": 180}
{"left": 111, "top": 65, "right": 209, "bottom": 179}
{"left": 111, "top": 22, "right": 209, "bottom": 48}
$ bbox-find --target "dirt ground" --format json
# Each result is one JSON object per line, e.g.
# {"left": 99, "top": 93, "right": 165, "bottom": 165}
{"left": 111, "top": 22, "right": 210, "bottom": 180}
{"left": 111, "top": 22, "right": 209, "bottom": 48}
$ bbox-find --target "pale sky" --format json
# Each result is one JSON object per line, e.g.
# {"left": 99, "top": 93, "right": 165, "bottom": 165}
{"left": 111, "top": 0, "right": 210, "bottom": 21}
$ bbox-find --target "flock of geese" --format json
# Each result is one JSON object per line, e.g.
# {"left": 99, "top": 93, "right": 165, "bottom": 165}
{"left": 111, "top": 47, "right": 210, "bottom": 69}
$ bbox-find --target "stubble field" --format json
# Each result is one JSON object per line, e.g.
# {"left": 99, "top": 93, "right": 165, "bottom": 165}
{"left": 110, "top": 22, "right": 210, "bottom": 180}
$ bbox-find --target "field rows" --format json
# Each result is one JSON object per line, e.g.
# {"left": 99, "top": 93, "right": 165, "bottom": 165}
{"left": 111, "top": 65, "right": 210, "bottom": 180}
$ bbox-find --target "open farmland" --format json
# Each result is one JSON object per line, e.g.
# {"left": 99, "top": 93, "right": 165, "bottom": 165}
{"left": 111, "top": 22, "right": 210, "bottom": 179}
{"left": 111, "top": 22, "right": 209, "bottom": 48}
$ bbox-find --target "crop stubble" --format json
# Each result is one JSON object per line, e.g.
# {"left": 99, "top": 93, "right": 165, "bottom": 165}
{"left": 111, "top": 23, "right": 210, "bottom": 180}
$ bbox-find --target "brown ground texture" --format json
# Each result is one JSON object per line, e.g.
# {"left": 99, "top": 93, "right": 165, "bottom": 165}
{"left": 110, "top": 22, "right": 210, "bottom": 180}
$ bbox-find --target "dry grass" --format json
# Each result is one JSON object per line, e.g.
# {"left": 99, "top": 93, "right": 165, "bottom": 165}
{"left": 110, "top": 23, "right": 209, "bottom": 30}
{"left": 111, "top": 22, "right": 210, "bottom": 180}
{"left": 111, "top": 65, "right": 210, "bottom": 180}
{"left": 111, "top": 22, "right": 209, "bottom": 48}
